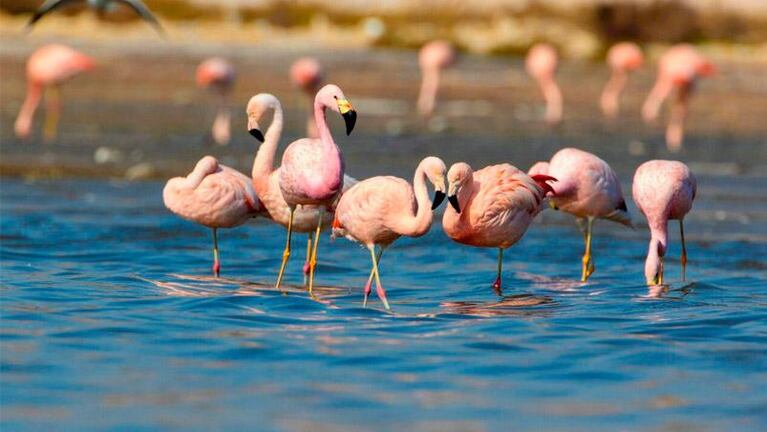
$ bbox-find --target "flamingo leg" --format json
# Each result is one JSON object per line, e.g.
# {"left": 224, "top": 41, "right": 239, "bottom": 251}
{"left": 307, "top": 209, "right": 323, "bottom": 296}
{"left": 211, "top": 227, "right": 220, "bottom": 277}
{"left": 492, "top": 248, "right": 504, "bottom": 295}
{"left": 43, "top": 85, "right": 60, "bottom": 142}
{"left": 363, "top": 247, "right": 383, "bottom": 308}
{"left": 303, "top": 234, "right": 313, "bottom": 286}
{"left": 369, "top": 246, "right": 390, "bottom": 310}
{"left": 581, "top": 217, "right": 595, "bottom": 282}
{"left": 680, "top": 219, "right": 687, "bottom": 281}
{"left": 275, "top": 207, "right": 295, "bottom": 290}
{"left": 659, "top": 257, "right": 665, "bottom": 285}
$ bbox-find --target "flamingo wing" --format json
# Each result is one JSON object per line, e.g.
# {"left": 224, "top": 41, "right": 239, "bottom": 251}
{"left": 27, "top": 0, "right": 83, "bottom": 27}
{"left": 472, "top": 165, "right": 542, "bottom": 228}
{"left": 113, "top": 0, "right": 166, "bottom": 36}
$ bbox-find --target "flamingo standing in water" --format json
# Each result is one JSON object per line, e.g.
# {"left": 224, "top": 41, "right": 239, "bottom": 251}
{"left": 14, "top": 44, "right": 95, "bottom": 141}
{"left": 196, "top": 57, "right": 235, "bottom": 145}
{"left": 269, "top": 85, "right": 357, "bottom": 294}
{"left": 246, "top": 93, "right": 357, "bottom": 285}
{"left": 332, "top": 156, "right": 448, "bottom": 309}
{"left": 163, "top": 156, "right": 262, "bottom": 277}
{"left": 632, "top": 160, "right": 696, "bottom": 285}
{"left": 525, "top": 43, "right": 562, "bottom": 125}
{"left": 290, "top": 57, "right": 323, "bottom": 138}
{"left": 528, "top": 148, "right": 632, "bottom": 281}
{"left": 443, "top": 162, "right": 556, "bottom": 292}
{"left": 417, "top": 40, "right": 456, "bottom": 118}
{"left": 642, "top": 44, "right": 715, "bottom": 151}
{"left": 600, "top": 42, "right": 644, "bottom": 118}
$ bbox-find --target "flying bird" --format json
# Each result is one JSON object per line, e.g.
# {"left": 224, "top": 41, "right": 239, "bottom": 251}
{"left": 27, "top": 0, "right": 166, "bottom": 36}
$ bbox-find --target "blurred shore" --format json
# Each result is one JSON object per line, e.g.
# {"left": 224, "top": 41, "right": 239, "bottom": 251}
{"left": 0, "top": 12, "right": 766, "bottom": 182}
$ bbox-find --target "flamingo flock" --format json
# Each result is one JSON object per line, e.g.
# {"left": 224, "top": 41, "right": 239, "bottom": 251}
{"left": 13, "top": 34, "right": 707, "bottom": 308}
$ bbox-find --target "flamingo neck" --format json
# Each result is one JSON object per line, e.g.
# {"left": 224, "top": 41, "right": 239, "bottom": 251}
{"left": 539, "top": 76, "right": 562, "bottom": 123}
{"left": 186, "top": 163, "right": 217, "bottom": 190}
{"left": 417, "top": 67, "right": 440, "bottom": 116}
{"left": 252, "top": 102, "right": 284, "bottom": 193}
{"left": 313, "top": 99, "right": 343, "bottom": 183}
{"left": 649, "top": 224, "right": 669, "bottom": 258}
{"left": 600, "top": 70, "right": 628, "bottom": 116}
{"left": 642, "top": 77, "right": 674, "bottom": 121}
{"left": 14, "top": 81, "right": 43, "bottom": 138}
{"left": 395, "top": 163, "right": 434, "bottom": 237}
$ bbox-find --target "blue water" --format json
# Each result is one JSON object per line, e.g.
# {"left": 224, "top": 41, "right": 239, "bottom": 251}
{"left": 1, "top": 177, "right": 766, "bottom": 431}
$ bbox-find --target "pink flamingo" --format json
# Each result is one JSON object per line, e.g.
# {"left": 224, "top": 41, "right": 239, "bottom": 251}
{"left": 246, "top": 93, "right": 357, "bottom": 286}
{"left": 528, "top": 148, "right": 632, "bottom": 281}
{"left": 632, "top": 160, "right": 696, "bottom": 285}
{"left": 163, "top": 156, "right": 262, "bottom": 277}
{"left": 14, "top": 44, "right": 95, "bottom": 141}
{"left": 269, "top": 84, "right": 357, "bottom": 294}
{"left": 417, "top": 40, "right": 456, "bottom": 118}
{"left": 642, "top": 44, "right": 715, "bottom": 151}
{"left": 196, "top": 57, "right": 236, "bottom": 145}
{"left": 525, "top": 43, "right": 562, "bottom": 125}
{"left": 443, "top": 162, "right": 556, "bottom": 292}
{"left": 332, "top": 156, "right": 448, "bottom": 309}
{"left": 290, "top": 57, "right": 323, "bottom": 138}
{"left": 600, "top": 42, "right": 644, "bottom": 118}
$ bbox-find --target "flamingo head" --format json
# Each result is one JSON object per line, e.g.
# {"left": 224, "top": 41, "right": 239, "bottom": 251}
{"left": 290, "top": 57, "right": 323, "bottom": 93}
{"left": 317, "top": 84, "right": 357, "bottom": 135}
{"left": 420, "top": 156, "right": 448, "bottom": 210}
{"left": 246, "top": 93, "right": 281, "bottom": 142}
{"left": 697, "top": 60, "right": 716, "bottom": 78}
{"left": 446, "top": 162, "right": 474, "bottom": 214}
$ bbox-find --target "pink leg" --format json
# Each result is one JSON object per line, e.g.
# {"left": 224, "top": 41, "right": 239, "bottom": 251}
{"left": 492, "top": 248, "right": 503, "bottom": 295}
{"left": 363, "top": 248, "right": 383, "bottom": 307}
{"left": 211, "top": 228, "right": 220, "bottom": 277}
{"left": 302, "top": 234, "right": 312, "bottom": 285}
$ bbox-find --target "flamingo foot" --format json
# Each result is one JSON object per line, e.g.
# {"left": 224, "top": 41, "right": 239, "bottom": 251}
{"left": 213, "top": 261, "right": 220, "bottom": 278}
{"left": 492, "top": 277, "right": 502, "bottom": 294}
{"left": 363, "top": 280, "right": 372, "bottom": 308}
{"left": 376, "top": 283, "right": 390, "bottom": 310}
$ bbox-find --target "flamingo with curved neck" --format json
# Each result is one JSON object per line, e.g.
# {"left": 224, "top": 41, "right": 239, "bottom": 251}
{"left": 525, "top": 43, "right": 562, "bottom": 125}
{"left": 600, "top": 42, "right": 644, "bottom": 118}
{"left": 417, "top": 40, "right": 456, "bottom": 118}
{"left": 269, "top": 84, "right": 357, "bottom": 294}
{"left": 290, "top": 57, "right": 323, "bottom": 138}
{"left": 332, "top": 156, "right": 448, "bottom": 309}
{"left": 196, "top": 57, "right": 235, "bottom": 145}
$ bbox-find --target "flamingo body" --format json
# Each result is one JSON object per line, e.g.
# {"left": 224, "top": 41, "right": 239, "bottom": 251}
{"left": 14, "top": 44, "right": 95, "bottom": 139}
{"left": 632, "top": 160, "right": 696, "bottom": 285}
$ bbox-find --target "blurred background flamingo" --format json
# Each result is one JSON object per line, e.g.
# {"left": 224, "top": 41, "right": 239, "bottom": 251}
{"left": 642, "top": 44, "right": 715, "bottom": 151}
{"left": 525, "top": 43, "right": 562, "bottom": 125}
{"left": 196, "top": 57, "right": 235, "bottom": 145}
{"left": 163, "top": 156, "right": 262, "bottom": 277}
{"left": 290, "top": 57, "right": 323, "bottom": 139}
{"left": 529, "top": 148, "right": 632, "bottom": 282}
{"left": 600, "top": 42, "right": 644, "bottom": 118}
{"left": 443, "top": 162, "right": 555, "bottom": 293}
{"left": 14, "top": 43, "right": 95, "bottom": 142}
{"left": 416, "top": 40, "right": 456, "bottom": 118}
{"left": 332, "top": 156, "right": 448, "bottom": 310}
{"left": 632, "top": 160, "right": 696, "bottom": 286}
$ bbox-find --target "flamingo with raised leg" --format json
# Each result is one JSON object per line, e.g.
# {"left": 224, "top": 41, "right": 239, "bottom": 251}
{"left": 196, "top": 57, "right": 235, "bottom": 145}
{"left": 163, "top": 156, "right": 262, "bottom": 277}
{"left": 417, "top": 40, "right": 456, "bottom": 118}
{"left": 15, "top": 44, "right": 95, "bottom": 141}
{"left": 525, "top": 43, "right": 562, "bottom": 125}
{"left": 268, "top": 85, "right": 356, "bottom": 294}
{"left": 246, "top": 93, "right": 357, "bottom": 286}
{"left": 332, "top": 156, "right": 448, "bottom": 309}
{"left": 632, "top": 160, "right": 696, "bottom": 286}
{"left": 529, "top": 148, "right": 632, "bottom": 281}
{"left": 290, "top": 57, "right": 323, "bottom": 138}
{"left": 642, "top": 44, "right": 715, "bottom": 151}
{"left": 443, "top": 162, "right": 556, "bottom": 293}
{"left": 600, "top": 42, "right": 644, "bottom": 118}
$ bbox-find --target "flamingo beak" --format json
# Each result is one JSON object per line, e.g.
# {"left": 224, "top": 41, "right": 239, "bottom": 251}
{"left": 247, "top": 118, "right": 264, "bottom": 142}
{"left": 431, "top": 191, "right": 446, "bottom": 210}
{"left": 337, "top": 99, "right": 357, "bottom": 135}
{"left": 448, "top": 195, "right": 461, "bottom": 213}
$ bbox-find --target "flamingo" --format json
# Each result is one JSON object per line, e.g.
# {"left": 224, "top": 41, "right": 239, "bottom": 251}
{"left": 246, "top": 93, "right": 357, "bottom": 286}
{"left": 163, "top": 156, "right": 262, "bottom": 277}
{"left": 600, "top": 42, "right": 644, "bottom": 118}
{"left": 332, "top": 156, "right": 448, "bottom": 309}
{"left": 525, "top": 43, "right": 562, "bottom": 125}
{"left": 642, "top": 44, "right": 715, "bottom": 151}
{"left": 196, "top": 57, "right": 235, "bottom": 145}
{"left": 290, "top": 57, "right": 323, "bottom": 138}
{"left": 443, "top": 162, "right": 556, "bottom": 292}
{"left": 14, "top": 44, "right": 95, "bottom": 141}
{"left": 267, "top": 84, "right": 356, "bottom": 294}
{"left": 632, "top": 160, "right": 696, "bottom": 285}
{"left": 27, "top": 0, "right": 165, "bottom": 36}
{"left": 528, "top": 148, "right": 632, "bottom": 282}
{"left": 417, "top": 40, "right": 456, "bottom": 118}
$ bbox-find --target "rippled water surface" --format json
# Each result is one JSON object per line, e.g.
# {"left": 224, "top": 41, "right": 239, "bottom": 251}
{"left": 2, "top": 177, "right": 766, "bottom": 431}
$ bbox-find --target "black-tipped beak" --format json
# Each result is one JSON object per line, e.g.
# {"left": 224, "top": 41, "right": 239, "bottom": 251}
{"left": 448, "top": 195, "right": 461, "bottom": 213}
{"left": 249, "top": 128, "right": 264, "bottom": 142}
{"left": 342, "top": 110, "right": 357, "bottom": 136}
{"left": 431, "top": 191, "right": 446, "bottom": 210}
